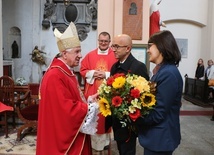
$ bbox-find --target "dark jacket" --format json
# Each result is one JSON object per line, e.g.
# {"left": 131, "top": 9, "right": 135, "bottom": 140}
{"left": 137, "top": 63, "right": 183, "bottom": 152}
{"left": 110, "top": 54, "right": 149, "bottom": 80}
{"left": 195, "top": 65, "right": 204, "bottom": 79}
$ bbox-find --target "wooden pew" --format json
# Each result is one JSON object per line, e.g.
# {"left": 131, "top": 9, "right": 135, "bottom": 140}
{"left": 183, "top": 77, "right": 214, "bottom": 120}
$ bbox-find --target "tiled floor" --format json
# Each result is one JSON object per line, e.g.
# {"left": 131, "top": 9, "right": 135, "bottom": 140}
{"left": 93, "top": 98, "right": 214, "bottom": 155}
{"left": 0, "top": 98, "right": 213, "bottom": 155}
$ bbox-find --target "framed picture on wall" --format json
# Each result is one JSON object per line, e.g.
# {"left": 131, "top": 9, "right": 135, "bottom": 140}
{"left": 131, "top": 44, "right": 149, "bottom": 70}
{"left": 175, "top": 38, "right": 188, "bottom": 58}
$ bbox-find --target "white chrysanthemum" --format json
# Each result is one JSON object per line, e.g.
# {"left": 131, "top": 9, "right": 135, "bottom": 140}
{"left": 97, "top": 81, "right": 107, "bottom": 94}
{"left": 131, "top": 98, "right": 141, "bottom": 109}
{"left": 129, "top": 105, "right": 136, "bottom": 113}
{"left": 126, "top": 75, "right": 134, "bottom": 83}
{"left": 97, "top": 86, "right": 103, "bottom": 94}
{"left": 123, "top": 108, "right": 130, "bottom": 115}
{"left": 104, "top": 86, "right": 111, "bottom": 94}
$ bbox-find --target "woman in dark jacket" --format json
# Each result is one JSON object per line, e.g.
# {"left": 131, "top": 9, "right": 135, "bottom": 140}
{"left": 195, "top": 58, "right": 205, "bottom": 79}
{"left": 136, "top": 30, "right": 183, "bottom": 155}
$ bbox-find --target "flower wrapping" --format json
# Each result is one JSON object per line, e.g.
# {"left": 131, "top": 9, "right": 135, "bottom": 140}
{"left": 98, "top": 73, "right": 156, "bottom": 127}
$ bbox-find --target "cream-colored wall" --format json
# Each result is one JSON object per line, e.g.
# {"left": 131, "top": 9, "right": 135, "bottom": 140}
{"left": 0, "top": 0, "right": 2, "bottom": 76}
{"left": 98, "top": 0, "right": 150, "bottom": 44}
{"left": 160, "top": 0, "right": 208, "bottom": 25}
{"left": 207, "top": 0, "right": 214, "bottom": 59}
{"left": 159, "top": 0, "right": 212, "bottom": 79}
{"left": 98, "top": 0, "right": 214, "bottom": 82}
{"left": 97, "top": 0, "right": 114, "bottom": 40}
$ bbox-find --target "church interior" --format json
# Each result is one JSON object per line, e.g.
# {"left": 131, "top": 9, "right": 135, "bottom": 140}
{"left": 0, "top": 0, "right": 214, "bottom": 154}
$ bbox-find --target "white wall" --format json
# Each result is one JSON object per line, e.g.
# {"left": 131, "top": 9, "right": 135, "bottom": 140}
{"left": 160, "top": 0, "right": 208, "bottom": 25}
{"left": 154, "top": 0, "right": 212, "bottom": 80}
{"left": 2, "top": 0, "right": 40, "bottom": 82}
{"left": 167, "top": 23, "right": 202, "bottom": 78}
{"left": 1, "top": 0, "right": 97, "bottom": 83}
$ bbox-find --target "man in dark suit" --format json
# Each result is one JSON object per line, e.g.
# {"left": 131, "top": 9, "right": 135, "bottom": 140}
{"left": 109, "top": 34, "right": 149, "bottom": 155}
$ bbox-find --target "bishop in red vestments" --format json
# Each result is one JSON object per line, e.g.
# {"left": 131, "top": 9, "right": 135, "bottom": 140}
{"left": 36, "top": 22, "right": 99, "bottom": 155}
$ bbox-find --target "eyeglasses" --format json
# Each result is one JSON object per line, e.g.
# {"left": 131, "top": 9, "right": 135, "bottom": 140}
{"left": 148, "top": 43, "right": 154, "bottom": 49}
{"left": 111, "top": 44, "right": 128, "bottom": 50}
{"left": 98, "top": 40, "right": 110, "bottom": 43}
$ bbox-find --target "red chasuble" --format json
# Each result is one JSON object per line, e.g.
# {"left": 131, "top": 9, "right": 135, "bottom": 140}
{"left": 36, "top": 58, "right": 92, "bottom": 155}
{"left": 80, "top": 48, "right": 117, "bottom": 134}
{"left": 150, "top": 11, "right": 160, "bottom": 36}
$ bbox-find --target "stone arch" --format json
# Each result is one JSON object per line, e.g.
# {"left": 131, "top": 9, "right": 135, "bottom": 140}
{"left": 164, "top": 19, "right": 206, "bottom": 28}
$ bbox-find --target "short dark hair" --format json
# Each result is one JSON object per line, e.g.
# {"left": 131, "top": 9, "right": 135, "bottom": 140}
{"left": 148, "top": 30, "right": 181, "bottom": 66}
{"left": 99, "top": 32, "right": 111, "bottom": 40}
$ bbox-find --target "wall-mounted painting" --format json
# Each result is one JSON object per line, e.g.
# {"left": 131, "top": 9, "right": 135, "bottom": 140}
{"left": 131, "top": 44, "right": 149, "bottom": 70}
{"left": 175, "top": 38, "right": 188, "bottom": 58}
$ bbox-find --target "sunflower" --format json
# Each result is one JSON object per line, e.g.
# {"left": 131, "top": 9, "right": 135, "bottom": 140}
{"left": 99, "top": 97, "right": 111, "bottom": 117}
{"left": 141, "top": 93, "right": 156, "bottom": 107}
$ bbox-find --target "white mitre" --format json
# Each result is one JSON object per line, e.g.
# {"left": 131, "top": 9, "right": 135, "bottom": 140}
{"left": 54, "top": 22, "right": 80, "bottom": 52}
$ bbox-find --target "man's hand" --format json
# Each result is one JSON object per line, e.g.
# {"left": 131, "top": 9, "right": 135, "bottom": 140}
{"left": 93, "top": 70, "right": 106, "bottom": 79}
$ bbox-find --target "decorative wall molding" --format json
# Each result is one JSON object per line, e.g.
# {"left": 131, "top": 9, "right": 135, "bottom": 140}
{"left": 42, "top": 0, "right": 97, "bottom": 41}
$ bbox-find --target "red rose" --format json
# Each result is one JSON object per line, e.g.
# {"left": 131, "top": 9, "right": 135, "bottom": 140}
{"left": 130, "top": 89, "right": 140, "bottom": 98}
{"left": 129, "top": 108, "right": 141, "bottom": 121}
{"left": 107, "top": 76, "right": 115, "bottom": 86}
{"left": 112, "top": 96, "right": 123, "bottom": 107}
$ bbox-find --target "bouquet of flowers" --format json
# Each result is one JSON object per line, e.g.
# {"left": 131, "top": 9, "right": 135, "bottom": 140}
{"left": 98, "top": 73, "right": 156, "bottom": 127}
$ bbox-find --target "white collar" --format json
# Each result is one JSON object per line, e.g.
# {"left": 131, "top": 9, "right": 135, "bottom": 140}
{"left": 97, "top": 48, "right": 109, "bottom": 55}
